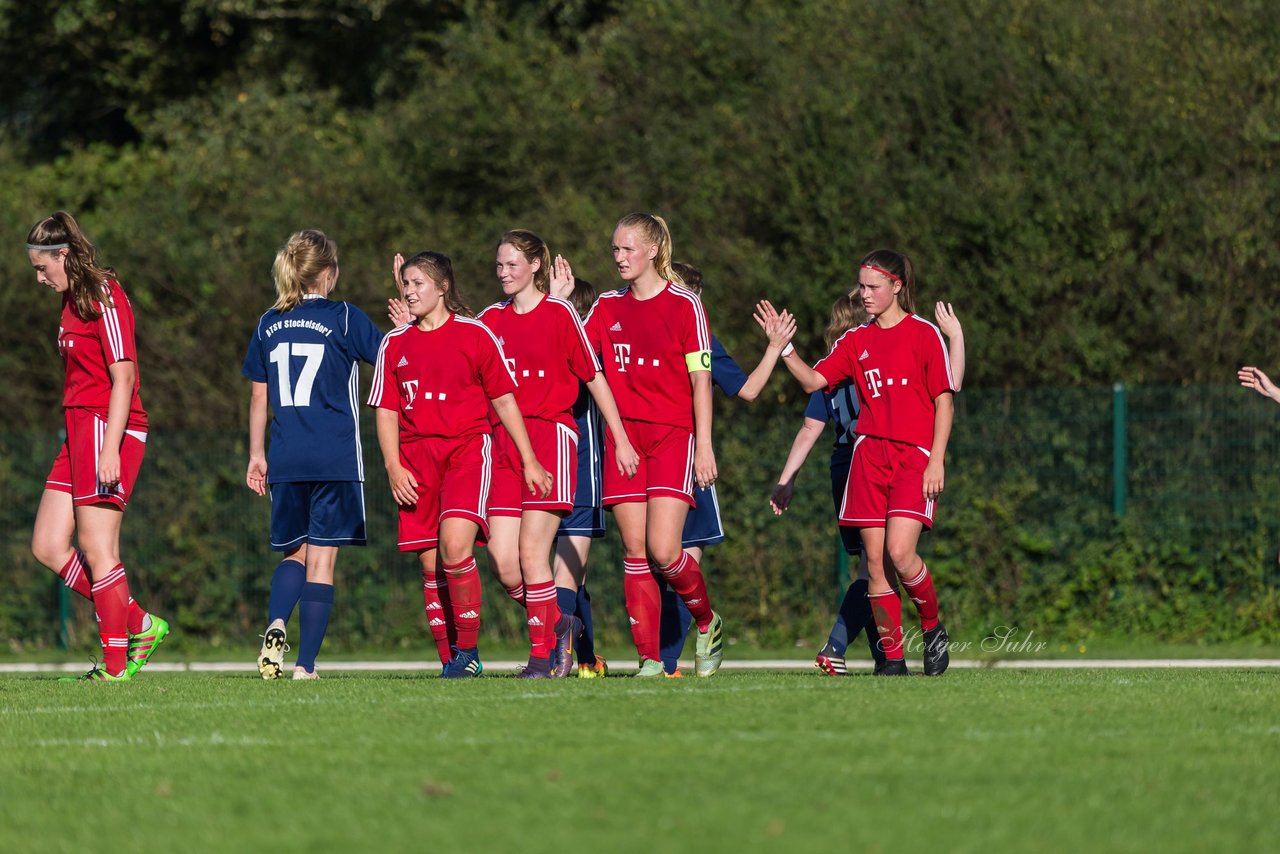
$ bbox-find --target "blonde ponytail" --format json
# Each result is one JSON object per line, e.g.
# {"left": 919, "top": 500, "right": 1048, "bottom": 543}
{"left": 272, "top": 229, "right": 338, "bottom": 312}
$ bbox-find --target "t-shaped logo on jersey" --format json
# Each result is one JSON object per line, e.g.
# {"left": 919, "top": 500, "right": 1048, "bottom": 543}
{"left": 865, "top": 368, "right": 883, "bottom": 399}
{"left": 612, "top": 343, "right": 632, "bottom": 373}
{"left": 401, "top": 379, "right": 419, "bottom": 409}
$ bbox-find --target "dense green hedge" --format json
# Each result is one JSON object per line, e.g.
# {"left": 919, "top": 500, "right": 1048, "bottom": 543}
{"left": 2, "top": 2, "right": 1278, "bottom": 650}
{"left": 3, "top": 385, "right": 1278, "bottom": 652}
{"left": 4, "top": 1, "right": 1280, "bottom": 432}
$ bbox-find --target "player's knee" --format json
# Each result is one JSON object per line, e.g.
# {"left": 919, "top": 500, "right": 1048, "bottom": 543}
{"left": 31, "top": 537, "right": 67, "bottom": 571}
{"left": 438, "top": 540, "right": 474, "bottom": 567}
{"left": 80, "top": 549, "right": 121, "bottom": 577}
{"left": 886, "top": 542, "right": 919, "bottom": 572}
{"left": 863, "top": 562, "right": 890, "bottom": 585}
{"left": 488, "top": 559, "right": 521, "bottom": 587}
{"left": 646, "top": 547, "right": 681, "bottom": 569}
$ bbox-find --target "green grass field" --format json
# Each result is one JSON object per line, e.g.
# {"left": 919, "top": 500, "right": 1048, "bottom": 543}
{"left": 1, "top": 668, "right": 1276, "bottom": 853}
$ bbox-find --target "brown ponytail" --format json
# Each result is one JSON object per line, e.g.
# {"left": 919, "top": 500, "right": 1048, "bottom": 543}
{"left": 26, "top": 211, "right": 114, "bottom": 320}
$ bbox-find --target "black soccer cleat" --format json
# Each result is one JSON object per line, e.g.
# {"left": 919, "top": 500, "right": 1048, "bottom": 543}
{"left": 923, "top": 623, "right": 951, "bottom": 676}
{"left": 516, "top": 655, "right": 553, "bottom": 679}
{"left": 875, "top": 658, "right": 909, "bottom": 676}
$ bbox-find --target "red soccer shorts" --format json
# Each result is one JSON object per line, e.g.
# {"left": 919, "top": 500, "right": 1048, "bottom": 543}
{"left": 841, "top": 435, "right": 935, "bottom": 529}
{"left": 603, "top": 419, "right": 695, "bottom": 507}
{"left": 397, "top": 433, "right": 492, "bottom": 552}
{"left": 45, "top": 409, "right": 147, "bottom": 510}
{"left": 488, "top": 419, "right": 578, "bottom": 516}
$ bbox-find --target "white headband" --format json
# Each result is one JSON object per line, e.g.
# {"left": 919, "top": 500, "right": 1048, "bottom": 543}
{"left": 26, "top": 243, "right": 69, "bottom": 252}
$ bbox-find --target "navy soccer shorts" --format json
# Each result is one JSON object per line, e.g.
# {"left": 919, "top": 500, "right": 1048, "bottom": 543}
{"left": 270, "top": 481, "right": 367, "bottom": 550}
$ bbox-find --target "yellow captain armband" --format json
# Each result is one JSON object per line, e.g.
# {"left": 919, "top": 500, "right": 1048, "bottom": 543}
{"left": 686, "top": 350, "right": 712, "bottom": 373}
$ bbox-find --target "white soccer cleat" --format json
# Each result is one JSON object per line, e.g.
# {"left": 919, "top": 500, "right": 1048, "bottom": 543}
{"left": 258, "top": 626, "right": 289, "bottom": 680}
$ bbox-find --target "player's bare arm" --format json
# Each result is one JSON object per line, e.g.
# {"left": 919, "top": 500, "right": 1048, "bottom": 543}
{"left": 771, "top": 417, "right": 826, "bottom": 515}
{"left": 99, "top": 360, "right": 136, "bottom": 487}
{"left": 923, "top": 391, "right": 955, "bottom": 500}
{"left": 246, "top": 381, "right": 269, "bottom": 496}
{"left": 935, "top": 302, "right": 966, "bottom": 391}
{"left": 585, "top": 372, "right": 639, "bottom": 478}
{"left": 756, "top": 300, "right": 828, "bottom": 393}
{"left": 375, "top": 408, "right": 418, "bottom": 506}
{"left": 691, "top": 369, "right": 717, "bottom": 488}
{"left": 737, "top": 308, "right": 796, "bottom": 402}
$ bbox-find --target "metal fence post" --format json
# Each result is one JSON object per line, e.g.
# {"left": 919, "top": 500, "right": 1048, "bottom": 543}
{"left": 56, "top": 578, "right": 70, "bottom": 649}
{"left": 1113, "top": 382, "right": 1127, "bottom": 517}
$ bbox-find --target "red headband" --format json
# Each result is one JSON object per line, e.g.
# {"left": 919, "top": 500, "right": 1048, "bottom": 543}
{"left": 861, "top": 263, "right": 902, "bottom": 285}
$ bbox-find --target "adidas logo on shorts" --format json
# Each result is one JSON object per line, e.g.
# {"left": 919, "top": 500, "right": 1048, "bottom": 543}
{"left": 629, "top": 616, "right": 639, "bottom": 625}
{"left": 527, "top": 616, "right": 543, "bottom": 627}
{"left": 397, "top": 356, "right": 409, "bottom": 368}
{"left": 610, "top": 322, "right": 622, "bottom": 332}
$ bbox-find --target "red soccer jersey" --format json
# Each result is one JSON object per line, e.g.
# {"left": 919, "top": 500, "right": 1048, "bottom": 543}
{"left": 583, "top": 282, "right": 710, "bottom": 430}
{"left": 476, "top": 295, "right": 598, "bottom": 432}
{"left": 813, "top": 314, "right": 954, "bottom": 449}
{"left": 367, "top": 314, "right": 517, "bottom": 441}
{"left": 58, "top": 279, "right": 148, "bottom": 431}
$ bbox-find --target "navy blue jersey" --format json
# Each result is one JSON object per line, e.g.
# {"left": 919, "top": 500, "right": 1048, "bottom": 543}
{"left": 710, "top": 335, "right": 749, "bottom": 398}
{"left": 804, "top": 380, "right": 860, "bottom": 447}
{"left": 243, "top": 296, "right": 385, "bottom": 483}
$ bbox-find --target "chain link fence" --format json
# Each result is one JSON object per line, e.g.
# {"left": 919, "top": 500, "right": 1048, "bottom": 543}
{"left": 3, "top": 384, "right": 1278, "bottom": 652}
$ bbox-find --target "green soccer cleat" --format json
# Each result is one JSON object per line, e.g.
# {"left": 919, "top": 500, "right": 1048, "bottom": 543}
{"left": 59, "top": 659, "right": 131, "bottom": 683}
{"left": 126, "top": 614, "right": 170, "bottom": 677}
{"left": 634, "top": 658, "right": 666, "bottom": 677}
{"left": 694, "top": 611, "right": 724, "bottom": 677}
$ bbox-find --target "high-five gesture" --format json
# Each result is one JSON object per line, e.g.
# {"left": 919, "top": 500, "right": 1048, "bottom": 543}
{"left": 1239, "top": 366, "right": 1280, "bottom": 404}
{"left": 549, "top": 254, "right": 575, "bottom": 300}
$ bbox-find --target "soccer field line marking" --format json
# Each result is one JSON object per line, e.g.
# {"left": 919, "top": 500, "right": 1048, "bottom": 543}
{"left": 3, "top": 658, "right": 1278, "bottom": 675}
{"left": 30, "top": 732, "right": 276, "bottom": 748}
{"left": 0, "top": 694, "right": 345, "bottom": 717}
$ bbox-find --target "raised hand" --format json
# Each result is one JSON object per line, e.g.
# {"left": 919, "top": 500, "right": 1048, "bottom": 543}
{"left": 934, "top": 302, "right": 962, "bottom": 337}
{"left": 549, "top": 254, "right": 575, "bottom": 300}
{"left": 388, "top": 297, "right": 411, "bottom": 326}
{"left": 754, "top": 300, "right": 784, "bottom": 336}
{"left": 1239, "top": 366, "right": 1280, "bottom": 403}
{"left": 392, "top": 252, "right": 404, "bottom": 290}
{"left": 765, "top": 309, "right": 796, "bottom": 349}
